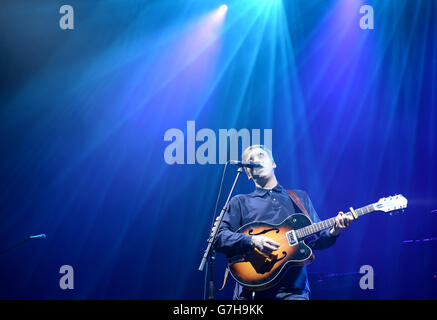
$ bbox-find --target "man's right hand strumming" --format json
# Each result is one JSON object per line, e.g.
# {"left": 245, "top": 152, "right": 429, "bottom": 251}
{"left": 251, "top": 236, "right": 280, "bottom": 254}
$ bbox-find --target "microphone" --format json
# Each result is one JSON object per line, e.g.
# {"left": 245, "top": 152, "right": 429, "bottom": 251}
{"left": 0, "top": 234, "right": 47, "bottom": 255}
{"left": 28, "top": 234, "right": 46, "bottom": 240}
{"left": 229, "top": 160, "right": 262, "bottom": 168}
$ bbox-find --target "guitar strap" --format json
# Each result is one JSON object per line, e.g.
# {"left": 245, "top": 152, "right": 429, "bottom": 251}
{"left": 285, "top": 189, "right": 313, "bottom": 223}
{"left": 220, "top": 189, "right": 314, "bottom": 291}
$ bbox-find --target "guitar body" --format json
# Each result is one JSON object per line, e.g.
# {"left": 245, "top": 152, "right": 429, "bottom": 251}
{"left": 228, "top": 214, "right": 314, "bottom": 291}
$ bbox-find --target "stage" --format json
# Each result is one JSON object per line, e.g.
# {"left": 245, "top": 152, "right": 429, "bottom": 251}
{"left": 0, "top": 0, "right": 436, "bottom": 301}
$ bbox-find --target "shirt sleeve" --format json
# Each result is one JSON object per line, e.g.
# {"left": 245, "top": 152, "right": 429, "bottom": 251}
{"left": 295, "top": 190, "right": 339, "bottom": 250}
{"left": 213, "top": 196, "right": 253, "bottom": 257}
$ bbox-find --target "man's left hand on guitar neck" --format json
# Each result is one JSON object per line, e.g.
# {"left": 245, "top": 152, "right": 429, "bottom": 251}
{"left": 329, "top": 211, "right": 354, "bottom": 236}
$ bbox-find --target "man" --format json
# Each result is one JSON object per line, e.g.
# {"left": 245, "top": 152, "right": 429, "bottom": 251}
{"left": 212, "top": 145, "right": 353, "bottom": 300}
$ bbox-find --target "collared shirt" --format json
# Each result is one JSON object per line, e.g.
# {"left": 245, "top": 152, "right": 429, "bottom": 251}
{"left": 213, "top": 184, "right": 338, "bottom": 299}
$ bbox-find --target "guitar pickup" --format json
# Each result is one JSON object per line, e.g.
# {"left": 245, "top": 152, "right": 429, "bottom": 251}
{"left": 286, "top": 230, "right": 298, "bottom": 246}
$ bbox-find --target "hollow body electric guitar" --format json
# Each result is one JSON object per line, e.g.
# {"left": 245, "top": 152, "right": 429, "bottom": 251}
{"left": 227, "top": 195, "right": 408, "bottom": 291}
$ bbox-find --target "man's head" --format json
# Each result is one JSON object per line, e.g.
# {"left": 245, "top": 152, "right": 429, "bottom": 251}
{"left": 242, "top": 145, "right": 276, "bottom": 182}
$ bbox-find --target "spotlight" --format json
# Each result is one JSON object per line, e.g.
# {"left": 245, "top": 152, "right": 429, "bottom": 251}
{"left": 218, "top": 4, "right": 228, "bottom": 14}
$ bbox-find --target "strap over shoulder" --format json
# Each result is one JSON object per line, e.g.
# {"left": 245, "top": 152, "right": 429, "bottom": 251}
{"left": 285, "top": 189, "right": 313, "bottom": 223}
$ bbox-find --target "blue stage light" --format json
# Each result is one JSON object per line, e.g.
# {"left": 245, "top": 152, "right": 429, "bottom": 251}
{"left": 218, "top": 4, "right": 228, "bottom": 14}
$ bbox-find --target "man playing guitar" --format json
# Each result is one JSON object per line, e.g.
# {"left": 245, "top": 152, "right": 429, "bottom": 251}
{"left": 212, "top": 145, "right": 353, "bottom": 300}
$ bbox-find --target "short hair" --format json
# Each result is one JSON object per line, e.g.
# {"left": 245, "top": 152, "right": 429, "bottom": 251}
{"left": 242, "top": 145, "right": 274, "bottom": 162}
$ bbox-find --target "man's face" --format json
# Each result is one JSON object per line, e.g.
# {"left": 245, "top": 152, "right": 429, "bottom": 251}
{"left": 245, "top": 148, "right": 276, "bottom": 181}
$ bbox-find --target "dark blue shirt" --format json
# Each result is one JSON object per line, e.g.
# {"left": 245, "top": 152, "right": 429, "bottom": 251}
{"left": 213, "top": 184, "right": 339, "bottom": 299}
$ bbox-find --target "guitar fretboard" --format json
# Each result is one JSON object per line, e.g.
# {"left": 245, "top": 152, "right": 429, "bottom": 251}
{"left": 296, "top": 204, "right": 375, "bottom": 239}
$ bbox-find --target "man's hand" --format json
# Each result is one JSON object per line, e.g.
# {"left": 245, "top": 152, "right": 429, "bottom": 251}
{"left": 329, "top": 211, "right": 354, "bottom": 236}
{"left": 251, "top": 236, "right": 280, "bottom": 254}
{"left": 210, "top": 216, "right": 221, "bottom": 237}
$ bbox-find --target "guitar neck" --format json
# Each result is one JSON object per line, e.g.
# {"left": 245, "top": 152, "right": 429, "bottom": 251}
{"left": 296, "top": 203, "right": 375, "bottom": 239}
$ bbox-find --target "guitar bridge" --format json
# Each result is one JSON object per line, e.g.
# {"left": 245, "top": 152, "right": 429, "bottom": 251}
{"left": 285, "top": 230, "right": 298, "bottom": 246}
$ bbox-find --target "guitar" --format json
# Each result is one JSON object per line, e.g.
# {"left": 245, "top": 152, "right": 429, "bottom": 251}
{"left": 227, "top": 195, "right": 408, "bottom": 291}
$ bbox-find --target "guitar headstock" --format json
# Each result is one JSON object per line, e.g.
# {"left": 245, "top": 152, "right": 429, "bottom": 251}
{"left": 374, "top": 194, "right": 408, "bottom": 215}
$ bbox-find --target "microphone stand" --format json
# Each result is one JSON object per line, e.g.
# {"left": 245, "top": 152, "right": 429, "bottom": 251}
{"left": 198, "top": 167, "right": 243, "bottom": 300}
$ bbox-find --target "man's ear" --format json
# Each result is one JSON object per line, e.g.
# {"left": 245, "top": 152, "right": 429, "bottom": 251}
{"left": 272, "top": 161, "right": 277, "bottom": 169}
